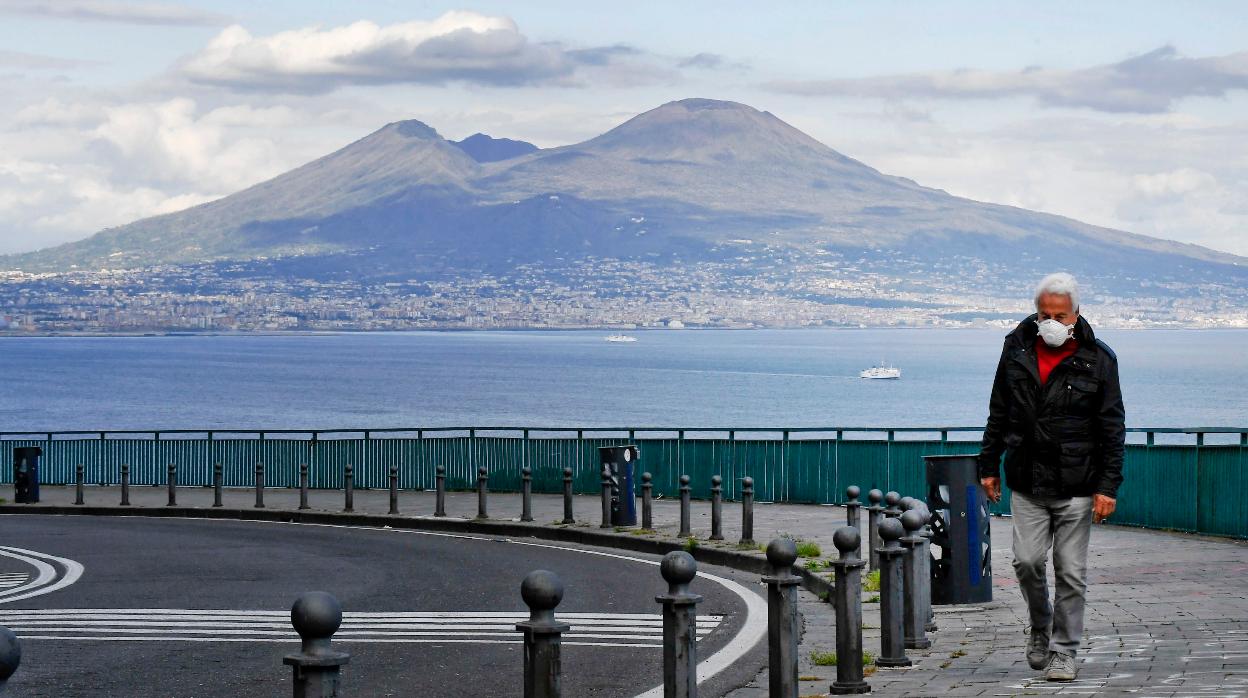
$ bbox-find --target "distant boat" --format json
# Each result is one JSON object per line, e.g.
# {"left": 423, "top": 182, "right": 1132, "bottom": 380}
{"left": 605, "top": 334, "right": 638, "bottom": 343}
{"left": 860, "top": 362, "right": 901, "bottom": 379}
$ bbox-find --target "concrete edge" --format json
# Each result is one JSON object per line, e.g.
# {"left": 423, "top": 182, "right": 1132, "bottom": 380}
{"left": 0, "top": 504, "right": 836, "bottom": 599}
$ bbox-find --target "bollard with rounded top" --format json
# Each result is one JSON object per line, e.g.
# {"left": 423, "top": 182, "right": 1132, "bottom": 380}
{"left": 764, "top": 538, "right": 801, "bottom": 698}
{"left": 875, "top": 518, "right": 911, "bottom": 667}
{"left": 74, "top": 464, "right": 84, "bottom": 505}
{"left": 740, "top": 477, "right": 755, "bottom": 546}
{"left": 898, "top": 496, "right": 915, "bottom": 512}
{"left": 900, "top": 509, "right": 931, "bottom": 649}
{"left": 299, "top": 463, "right": 310, "bottom": 510}
{"left": 641, "top": 472, "right": 653, "bottom": 530}
{"left": 844, "top": 485, "right": 862, "bottom": 559}
{"left": 0, "top": 625, "right": 20, "bottom": 691}
{"left": 884, "top": 491, "right": 902, "bottom": 518}
{"left": 343, "top": 464, "right": 354, "bottom": 513}
{"left": 477, "top": 466, "right": 489, "bottom": 519}
{"left": 434, "top": 464, "right": 447, "bottom": 517}
{"left": 167, "top": 463, "right": 177, "bottom": 506}
{"left": 656, "top": 551, "right": 702, "bottom": 698}
{"left": 515, "top": 570, "right": 570, "bottom": 698}
{"left": 866, "top": 489, "right": 885, "bottom": 571}
{"left": 283, "top": 591, "right": 350, "bottom": 698}
{"left": 212, "top": 462, "right": 222, "bottom": 508}
{"left": 600, "top": 467, "right": 612, "bottom": 529}
{"left": 829, "top": 527, "right": 870, "bottom": 695}
{"left": 120, "top": 463, "right": 131, "bottom": 506}
{"left": 913, "top": 502, "right": 937, "bottom": 633}
{"left": 521, "top": 466, "right": 534, "bottom": 522}
{"left": 678, "top": 475, "right": 692, "bottom": 538}
{"left": 388, "top": 465, "right": 399, "bottom": 515}
{"left": 709, "top": 475, "right": 724, "bottom": 541}
{"left": 255, "top": 462, "right": 266, "bottom": 509}
{"left": 560, "top": 467, "right": 574, "bottom": 524}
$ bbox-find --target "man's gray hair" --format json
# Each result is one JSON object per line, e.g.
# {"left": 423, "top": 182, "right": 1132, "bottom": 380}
{"left": 1034, "top": 272, "right": 1080, "bottom": 311}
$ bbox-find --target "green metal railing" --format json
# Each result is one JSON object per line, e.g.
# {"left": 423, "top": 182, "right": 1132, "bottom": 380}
{"left": 3, "top": 427, "right": 1245, "bottom": 538}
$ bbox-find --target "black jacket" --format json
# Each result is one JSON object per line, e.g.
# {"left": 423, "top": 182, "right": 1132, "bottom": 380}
{"left": 977, "top": 315, "right": 1125, "bottom": 498}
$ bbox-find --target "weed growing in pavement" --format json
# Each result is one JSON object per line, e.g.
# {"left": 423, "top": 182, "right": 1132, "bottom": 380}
{"left": 795, "top": 540, "right": 821, "bottom": 558}
{"left": 809, "top": 650, "right": 877, "bottom": 667}
{"left": 862, "top": 569, "right": 881, "bottom": 592}
{"left": 683, "top": 536, "right": 699, "bottom": 552}
{"left": 865, "top": 594, "right": 880, "bottom": 604}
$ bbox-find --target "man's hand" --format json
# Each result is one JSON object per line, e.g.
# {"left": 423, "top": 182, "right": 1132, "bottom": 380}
{"left": 980, "top": 476, "right": 1001, "bottom": 503}
{"left": 1093, "top": 494, "right": 1116, "bottom": 523}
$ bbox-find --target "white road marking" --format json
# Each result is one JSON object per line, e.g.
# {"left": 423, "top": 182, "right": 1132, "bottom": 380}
{"left": 0, "top": 546, "right": 83, "bottom": 603}
{"left": 0, "top": 574, "right": 28, "bottom": 589}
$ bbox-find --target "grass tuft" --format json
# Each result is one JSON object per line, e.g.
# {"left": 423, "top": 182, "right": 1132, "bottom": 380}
{"left": 682, "top": 536, "right": 699, "bottom": 552}
{"left": 862, "top": 569, "right": 881, "bottom": 592}
{"left": 795, "top": 540, "right": 822, "bottom": 558}
{"left": 810, "top": 650, "right": 876, "bottom": 667}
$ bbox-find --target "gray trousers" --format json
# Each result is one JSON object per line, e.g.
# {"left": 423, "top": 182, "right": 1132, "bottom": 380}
{"left": 1011, "top": 491, "right": 1094, "bottom": 656}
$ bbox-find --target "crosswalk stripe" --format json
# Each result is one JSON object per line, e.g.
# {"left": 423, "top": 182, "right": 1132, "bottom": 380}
{"left": 0, "top": 609, "right": 722, "bottom": 620}
{"left": 13, "top": 636, "right": 662, "bottom": 648}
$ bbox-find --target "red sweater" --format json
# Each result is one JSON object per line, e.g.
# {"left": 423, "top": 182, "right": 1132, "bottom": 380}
{"left": 1036, "top": 336, "right": 1078, "bottom": 384}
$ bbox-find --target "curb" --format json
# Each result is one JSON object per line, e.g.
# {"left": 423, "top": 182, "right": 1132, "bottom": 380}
{"left": 0, "top": 504, "right": 836, "bottom": 599}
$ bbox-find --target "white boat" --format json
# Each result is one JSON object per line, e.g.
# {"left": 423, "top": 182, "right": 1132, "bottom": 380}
{"left": 605, "top": 334, "right": 638, "bottom": 343}
{"left": 860, "top": 362, "right": 901, "bottom": 379}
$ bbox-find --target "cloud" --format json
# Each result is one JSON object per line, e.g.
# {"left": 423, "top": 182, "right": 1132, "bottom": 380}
{"left": 767, "top": 46, "right": 1248, "bottom": 113}
{"left": 0, "top": 49, "right": 95, "bottom": 70}
{"left": 0, "top": 0, "right": 230, "bottom": 26}
{"left": 177, "top": 11, "right": 660, "bottom": 93}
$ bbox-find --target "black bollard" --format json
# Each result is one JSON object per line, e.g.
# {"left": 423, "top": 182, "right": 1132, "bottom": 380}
{"left": 120, "top": 463, "right": 131, "bottom": 506}
{"left": 740, "top": 477, "right": 755, "bottom": 546}
{"left": 900, "top": 509, "right": 931, "bottom": 650}
{"left": 212, "top": 462, "right": 222, "bottom": 508}
{"left": 167, "top": 463, "right": 177, "bottom": 506}
{"left": 599, "top": 467, "right": 612, "bottom": 529}
{"left": 434, "top": 464, "right": 447, "bottom": 517}
{"left": 709, "top": 475, "right": 723, "bottom": 541}
{"left": 343, "top": 464, "right": 354, "bottom": 513}
{"left": 844, "top": 485, "right": 861, "bottom": 559}
{"left": 0, "top": 625, "right": 20, "bottom": 692}
{"left": 476, "top": 466, "right": 489, "bottom": 519}
{"left": 875, "top": 518, "right": 911, "bottom": 668}
{"left": 641, "top": 472, "right": 653, "bottom": 529}
{"left": 866, "top": 489, "right": 884, "bottom": 571}
{"left": 388, "top": 465, "right": 399, "bottom": 515}
{"left": 521, "top": 466, "right": 534, "bottom": 522}
{"left": 678, "top": 475, "right": 692, "bottom": 538}
{"left": 255, "top": 462, "right": 265, "bottom": 509}
{"left": 283, "top": 591, "right": 350, "bottom": 698}
{"left": 561, "top": 467, "right": 574, "bottom": 524}
{"left": 74, "top": 464, "right": 84, "bottom": 505}
{"left": 656, "top": 551, "right": 701, "bottom": 698}
{"left": 884, "top": 491, "right": 902, "bottom": 518}
{"left": 299, "top": 463, "right": 310, "bottom": 510}
{"left": 516, "top": 570, "right": 570, "bottom": 698}
{"left": 764, "top": 538, "right": 801, "bottom": 698}
{"left": 829, "top": 526, "right": 870, "bottom": 695}
{"left": 912, "top": 502, "right": 937, "bottom": 633}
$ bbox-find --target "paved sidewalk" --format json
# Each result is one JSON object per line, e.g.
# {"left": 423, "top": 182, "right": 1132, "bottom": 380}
{"left": 10, "top": 485, "right": 1248, "bottom": 696}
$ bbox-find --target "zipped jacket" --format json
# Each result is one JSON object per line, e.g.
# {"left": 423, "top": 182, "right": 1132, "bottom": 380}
{"left": 977, "top": 314, "right": 1125, "bottom": 498}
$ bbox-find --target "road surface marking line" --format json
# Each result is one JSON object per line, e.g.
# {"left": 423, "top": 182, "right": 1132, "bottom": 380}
{"left": 12, "top": 635, "right": 662, "bottom": 648}
{"left": 0, "top": 546, "right": 84, "bottom": 605}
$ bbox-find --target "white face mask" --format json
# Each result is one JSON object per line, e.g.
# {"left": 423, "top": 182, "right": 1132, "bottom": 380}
{"left": 1036, "top": 318, "right": 1074, "bottom": 347}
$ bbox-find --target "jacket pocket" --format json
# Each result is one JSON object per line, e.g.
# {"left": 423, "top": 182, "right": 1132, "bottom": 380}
{"left": 1058, "top": 441, "right": 1095, "bottom": 490}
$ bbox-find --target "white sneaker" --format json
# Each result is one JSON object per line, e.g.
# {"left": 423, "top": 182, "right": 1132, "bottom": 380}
{"left": 1045, "top": 651, "right": 1077, "bottom": 682}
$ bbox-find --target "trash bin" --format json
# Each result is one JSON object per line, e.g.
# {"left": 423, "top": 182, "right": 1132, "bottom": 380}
{"left": 599, "top": 445, "right": 638, "bottom": 526}
{"left": 924, "top": 454, "right": 991, "bottom": 604}
{"left": 13, "top": 447, "right": 41, "bottom": 504}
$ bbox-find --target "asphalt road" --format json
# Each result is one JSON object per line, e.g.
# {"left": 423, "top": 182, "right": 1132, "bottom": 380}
{"left": 0, "top": 515, "right": 765, "bottom": 697}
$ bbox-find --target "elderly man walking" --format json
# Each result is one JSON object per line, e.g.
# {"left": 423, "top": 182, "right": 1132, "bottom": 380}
{"left": 978, "top": 272, "right": 1125, "bottom": 682}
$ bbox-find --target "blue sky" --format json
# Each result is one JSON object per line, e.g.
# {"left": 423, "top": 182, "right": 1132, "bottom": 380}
{"left": 2, "top": 1, "right": 1246, "bottom": 255}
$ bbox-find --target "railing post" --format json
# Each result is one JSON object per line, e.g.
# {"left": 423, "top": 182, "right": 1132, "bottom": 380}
{"left": 343, "top": 464, "right": 354, "bottom": 513}
{"left": 829, "top": 526, "right": 870, "bottom": 695}
{"left": 900, "top": 509, "right": 931, "bottom": 649}
{"left": 120, "top": 464, "right": 130, "bottom": 506}
{"left": 641, "top": 472, "right": 653, "bottom": 530}
{"left": 255, "top": 462, "right": 265, "bottom": 509}
{"left": 212, "top": 462, "right": 222, "bottom": 508}
{"left": 283, "top": 591, "right": 349, "bottom": 698}
{"left": 388, "top": 465, "right": 399, "bottom": 515}
{"left": 600, "top": 467, "right": 612, "bottom": 529}
{"left": 844, "top": 485, "right": 861, "bottom": 558}
{"left": 477, "top": 466, "right": 489, "bottom": 519}
{"left": 678, "top": 475, "right": 692, "bottom": 538}
{"left": 434, "top": 464, "right": 447, "bottom": 517}
{"left": 167, "top": 463, "right": 177, "bottom": 506}
{"left": 764, "top": 538, "right": 800, "bottom": 698}
{"left": 656, "top": 551, "right": 701, "bottom": 698}
{"left": 875, "top": 518, "right": 911, "bottom": 668}
{"left": 1146, "top": 431, "right": 1155, "bottom": 446}
{"left": 521, "top": 466, "right": 534, "bottom": 522}
{"left": 74, "top": 464, "right": 84, "bottom": 505}
{"left": 561, "top": 467, "right": 574, "bottom": 524}
{"left": 740, "top": 477, "right": 755, "bottom": 546}
{"left": 299, "top": 463, "right": 310, "bottom": 510}
{"left": 0, "top": 625, "right": 20, "bottom": 691}
{"left": 516, "top": 570, "right": 570, "bottom": 698}
{"left": 867, "top": 489, "right": 883, "bottom": 571}
{"left": 709, "top": 475, "right": 723, "bottom": 541}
